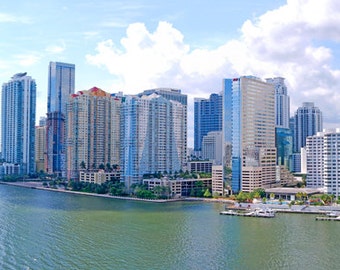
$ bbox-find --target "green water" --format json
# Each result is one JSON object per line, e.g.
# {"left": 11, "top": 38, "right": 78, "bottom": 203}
{"left": 0, "top": 185, "right": 339, "bottom": 270}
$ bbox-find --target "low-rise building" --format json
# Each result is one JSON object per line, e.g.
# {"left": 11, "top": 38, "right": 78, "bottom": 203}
{"left": 212, "top": 165, "right": 223, "bottom": 196}
{"left": 187, "top": 161, "right": 213, "bottom": 173}
{"left": 1, "top": 163, "right": 21, "bottom": 177}
{"left": 143, "top": 177, "right": 212, "bottom": 197}
{"left": 79, "top": 170, "right": 120, "bottom": 185}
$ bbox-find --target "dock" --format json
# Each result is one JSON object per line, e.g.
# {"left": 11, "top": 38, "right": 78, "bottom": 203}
{"left": 315, "top": 216, "right": 340, "bottom": 221}
{"left": 220, "top": 210, "right": 253, "bottom": 217}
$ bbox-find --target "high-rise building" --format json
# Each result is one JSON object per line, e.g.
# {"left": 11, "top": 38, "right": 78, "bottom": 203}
{"left": 121, "top": 91, "right": 187, "bottom": 189}
{"left": 35, "top": 118, "right": 46, "bottom": 173}
{"left": 138, "top": 88, "right": 187, "bottom": 169}
{"left": 266, "top": 77, "right": 290, "bottom": 129}
{"left": 46, "top": 62, "right": 75, "bottom": 177}
{"left": 194, "top": 93, "right": 222, "bottom": 152}
{"left": 267, "top": 77, "right": 293, "bottom": 171}
{"left": 65, "top": 87, "right": 121, "bottom": 180}
{"left": 323, "top": 131, "right": 340, "bottom": 198}
{"left": 306, "top": 132, "right": 324, "bottom": 188}
{"left": 1, "top": 72, "right": 36, "bottom": 175}
{"left": 276, "top": 127, "right": 293, "bottom": 170}
{"left": 140, "top": 88, "right": 187, "bottom": 106}
{"left": 202, "top": 131, "right": 223, "bottom": 165}
{"left": 224, "top": 76, "right": 276, "bottom": 193}
{"left": 306, "top": 129, "right": 340, "bottom": 198}
{"left": 222, "top": 79, "right": 233, "bottom": 169}
{"left": 293, "top": 102, "right": 323, "bottom": 153}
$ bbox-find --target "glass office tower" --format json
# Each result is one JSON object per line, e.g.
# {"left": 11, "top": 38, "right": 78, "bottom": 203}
{"left": 46, "top": 62, "right": 75, "bottom": 177}
{"left": 224, "top": 76, "right": 276, "bottom": 193}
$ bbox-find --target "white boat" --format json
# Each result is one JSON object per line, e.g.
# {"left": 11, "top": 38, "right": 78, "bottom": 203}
{"left": 252, "top": 208, "right": 276, "bottom": 218}
{"left": 220, "top": 208, "right": 275, "bottom": 218}
{"left": 326, "top": 211, "right": 339, "bottom": 217}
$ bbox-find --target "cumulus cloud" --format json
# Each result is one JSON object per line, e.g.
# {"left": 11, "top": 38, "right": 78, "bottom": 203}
{"left": 87, "top": 0, "right": 340, "bottom": 142}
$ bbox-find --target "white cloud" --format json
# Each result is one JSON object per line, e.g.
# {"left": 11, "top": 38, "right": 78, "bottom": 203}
{"left": 45, "top": 43, "right": 66, "bottom": 54}
{"left": 87, "top": 0, "right": 340, "bottom": 146}
{"left": 15, "top": 54, "right": 40, "bottom": 67}
{"left": 0, "top": 13, "right": 31, "bottom": 24}
{"left": 83, "top": 31, "right": 100, "bottom": 39}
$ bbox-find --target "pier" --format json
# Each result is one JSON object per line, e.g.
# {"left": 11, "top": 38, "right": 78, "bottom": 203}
{"left": 315, "top": 216, "right": 340, "bottom": 221}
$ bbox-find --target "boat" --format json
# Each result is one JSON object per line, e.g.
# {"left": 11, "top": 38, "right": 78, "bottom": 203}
{"left": 316, "top": 215, "right": 340, "bottom": 221}
{"left": 316, "top": 211, "right": 340, "bottom": 221}
{"left": 220, "top": 208, "right": 275, "bottom": 218}
{"left": 251, "top": 208, "right": 276, "bottom": 218}
{"left": 326, "top": 211, "right": 339, "bottom": 217}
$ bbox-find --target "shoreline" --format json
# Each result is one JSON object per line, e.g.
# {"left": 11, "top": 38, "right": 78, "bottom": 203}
{"left": 0, "top": 181, "right": 235, "bottom": 204}
{"left": 0, "top": 181, "right": 185, "bottom": 203}
{"left": 1, "top": 181, "right": 339, "bottom": 214}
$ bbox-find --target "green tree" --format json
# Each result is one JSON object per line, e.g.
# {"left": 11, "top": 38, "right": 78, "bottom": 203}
{"left": 203, "top": 189, "right": 212, "bottom": 198}
{"left": 236, "top": 191, "right": 250, "bottom": 203}
{"left": 110, "top": 182, "right": 126, "bottom": 196}
{"left": 252, "top": 188, "right": 266, "bottom": 198}
{"left": 136, "top": 189, "right": 155, "bottom": 199}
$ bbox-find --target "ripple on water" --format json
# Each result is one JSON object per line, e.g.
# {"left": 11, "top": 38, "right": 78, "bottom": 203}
{"left": 1, "top": 186, "right": 340, "bottom": 269}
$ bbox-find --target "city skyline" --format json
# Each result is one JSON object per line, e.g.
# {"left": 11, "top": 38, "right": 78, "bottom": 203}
{"left": 1, "top": 1, "right": 340, "bottom": 148}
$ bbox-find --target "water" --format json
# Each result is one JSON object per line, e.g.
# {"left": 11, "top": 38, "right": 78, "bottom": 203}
{"left": 0, "top": 185, "right": 339, "bottom": 270}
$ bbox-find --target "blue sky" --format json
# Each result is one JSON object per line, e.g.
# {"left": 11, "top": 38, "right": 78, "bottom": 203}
{"left": 1, "top": 0, "right": 340, "bottom": 147}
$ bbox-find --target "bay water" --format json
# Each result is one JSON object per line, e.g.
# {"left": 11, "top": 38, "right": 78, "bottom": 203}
{"left": 0, "top": 185, "right": 339, "bottom": 270}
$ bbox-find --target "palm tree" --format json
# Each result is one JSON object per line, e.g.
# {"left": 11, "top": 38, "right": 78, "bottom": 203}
{"left": 80, "top": 161, "right": 86, "bottom": 170}
{"left": 106, "top": 163, "right": 111, "bottom": 172}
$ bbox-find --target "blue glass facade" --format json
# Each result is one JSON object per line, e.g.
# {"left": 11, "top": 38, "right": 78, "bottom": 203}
{"left": 47, "top": 62, "right": 75, "bottom": 176}
{"left": 194, "top": 93, "right": 222, "bottom": 152}
{"left": 293, "top": 102, "right": 323, "bottom": 153}
{"left": 223, "top": 79, "right": 232, "bottom": 143}
{"left": 276, "top": 127, "right": 293, "bottom": 170}
{"left": 231, "top": 79, "right": 241, "bottom": 192}
{"left": 223, "top": 78, "right": 241, "bottom": 192}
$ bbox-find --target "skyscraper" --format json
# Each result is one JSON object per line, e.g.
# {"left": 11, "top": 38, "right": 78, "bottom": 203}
{"left": 202, "top": 131, "right": 223, "bottom": 165}
{"left": 306, "top": 132, "right": 324, "bottom": 188}
{"left": 46, "top": 62, "right": 75, "bottom": 177}
{"left": 266, "top": 77, "right": 290, "bottom": 129}
{"left": 35, "top": 118, "right": 47, "bottom": 173}
{"left": 266, "top": 77, "right": 292, "bottom": 170}
{"left": 1, "top": 72, "right": 36, "bottom": 175}
{"left": 293, "top": 102, "right": 323, "bottom": 153}
{"left": 323, "top": 130, "right": 340, "bottom": 198}
{"left": 194, "top": 93, "right": 222, "bottom": 153}
{"left": 138, "top": 88, "right": 187, "bottom": 169}
{"left": 306, "top": 129, "right": 340, "bottom": 198}
{"left": 224, "top": 76, "right": 276, "bottom": 193}
{"left": 66, "top": 87, "right": 121, "bottom": 180}
{"left": 121, "top": 91, "right": 187, "bottom": 189}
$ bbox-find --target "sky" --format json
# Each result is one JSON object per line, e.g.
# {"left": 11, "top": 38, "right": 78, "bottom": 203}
{"left": 1, "top": 0, "right": 340, "bottom": 147}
